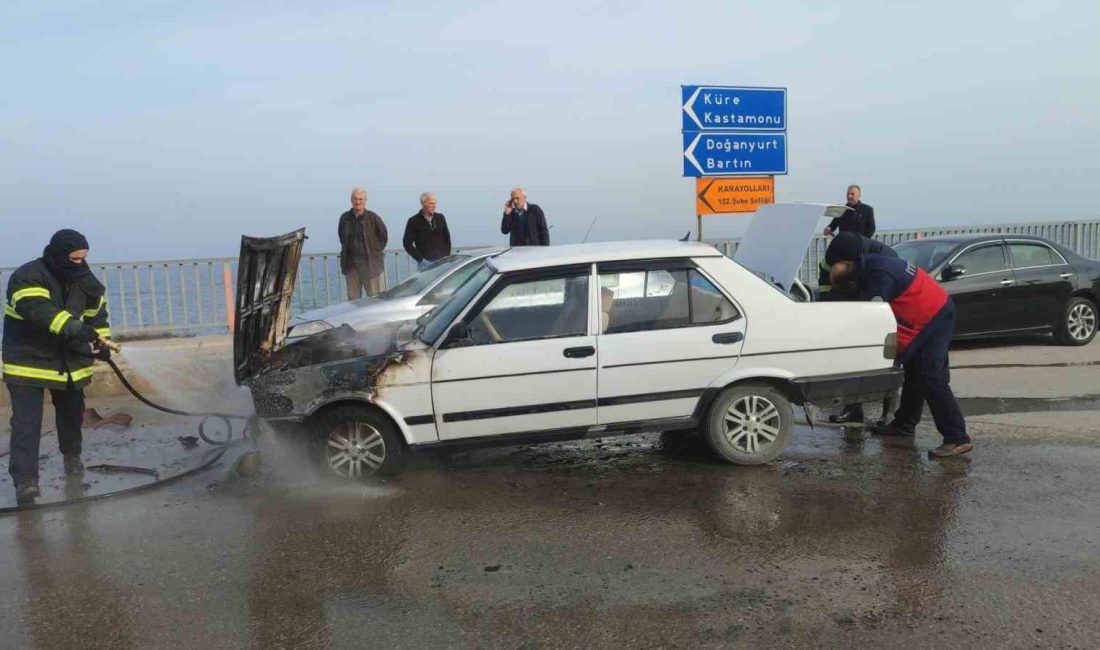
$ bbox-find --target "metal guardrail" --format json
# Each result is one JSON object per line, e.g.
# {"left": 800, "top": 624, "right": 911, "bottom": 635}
{"left": 2, "top": 220, "right": 1097, "bottom": 336}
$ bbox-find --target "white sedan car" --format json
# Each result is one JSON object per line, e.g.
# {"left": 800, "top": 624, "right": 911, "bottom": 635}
{"left": 236, "top": 204, "right": 901, "bottom": 479}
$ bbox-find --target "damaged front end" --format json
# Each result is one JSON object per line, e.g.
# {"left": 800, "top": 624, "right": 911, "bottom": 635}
{"left": 234, "top": 229, "right": 424, "bottom": 420}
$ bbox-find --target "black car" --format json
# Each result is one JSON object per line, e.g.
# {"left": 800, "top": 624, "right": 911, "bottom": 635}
{"left": 892, "top": 234, "right": 1099, "bottom": 346}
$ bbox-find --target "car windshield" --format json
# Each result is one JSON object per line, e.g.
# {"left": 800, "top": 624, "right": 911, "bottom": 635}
{"left": 379, "top": 254, "right": 471, "bottom": 299}
{"left": 417, "top": 264, "right": 495, "bottom": 344}
{"left": 894, "top": 240, "right": 959, "bottom": 271}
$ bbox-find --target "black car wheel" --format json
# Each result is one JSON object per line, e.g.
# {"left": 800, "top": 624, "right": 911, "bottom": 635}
{"left": 313, "top": 405, "right": 405, "bottom": 480}
{"left": 1055, "top": 297, "right": 1098, "bottom": 346}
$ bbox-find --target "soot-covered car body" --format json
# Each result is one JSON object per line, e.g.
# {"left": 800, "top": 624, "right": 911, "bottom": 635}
{"left": 235, "top": 205, "right": 903, "bottom": 480}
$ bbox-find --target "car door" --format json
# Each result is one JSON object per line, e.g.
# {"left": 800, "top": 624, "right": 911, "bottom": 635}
{"left": 431, "top": 265, "right": 598, "bottom": 441}
{"left": 595, "top": 260, "right": 745, "bottom": 426}
{"left": 1004, "top": 241, "right": 1075, "bottom": 329}
{"left": 940, "top": 242, "right": 1013, "bottom": 335}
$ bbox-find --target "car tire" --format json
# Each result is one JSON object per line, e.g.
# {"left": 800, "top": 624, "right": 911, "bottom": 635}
{"left": 1055, "top": 296, "right": 1098, "bottom": 346}
{"left": 705, "top": 383, "right": 794, "bottom": 465}
{"left": 312, "top": 405, "right": 405, "bottom": 480}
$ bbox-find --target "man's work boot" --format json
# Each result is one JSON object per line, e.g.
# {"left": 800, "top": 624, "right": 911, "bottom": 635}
{"left": 15, "top": 480, "right": 41, "bottom": 506}
{"left": 63, "top": 453, "right": 85, "bottom": 477}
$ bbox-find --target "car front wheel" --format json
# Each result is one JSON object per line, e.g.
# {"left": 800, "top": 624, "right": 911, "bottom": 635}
{"left": 705, "top": 383, "right": 794, "bottom": 465}
{"left": 313, "top": 405, "right": 405, "bottom": 480}
{"left": 1055, "top": 297, "right": 1098, "bottom": 346}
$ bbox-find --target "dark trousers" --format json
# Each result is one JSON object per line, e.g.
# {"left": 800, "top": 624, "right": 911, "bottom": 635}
{"left": 7, "top": 383, "right": 85, "bottom": 483}
{"left": 889, "top": 308, "right": 969, "bottom": 445}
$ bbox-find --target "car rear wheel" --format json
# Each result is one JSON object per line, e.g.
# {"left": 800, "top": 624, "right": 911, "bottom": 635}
{"left": 1055, "top": 297, "right": 1097, "bottom": 346}
{"left": 313, "top": 405, "right": 404, "bottom": 480}
{"left": 705, "top": 384, "right": 794, "bottom": 465}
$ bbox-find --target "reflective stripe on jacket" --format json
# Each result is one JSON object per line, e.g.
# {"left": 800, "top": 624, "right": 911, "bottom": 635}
{"left": 2, "top": 259, "right": 111, "bottom": 389}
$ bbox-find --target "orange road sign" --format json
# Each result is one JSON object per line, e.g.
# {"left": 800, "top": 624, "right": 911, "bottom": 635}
{"left": 696, "top": 177, "right": 775, "bottom": 215}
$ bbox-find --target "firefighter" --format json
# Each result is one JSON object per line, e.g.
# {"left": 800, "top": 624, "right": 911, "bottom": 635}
{"left": 823, "top": 232, "right": 899, "bottom": 425}
{"left": 2, "top": 229, "right": 112, "bottom": 504}
{"left": 830, "top": 254, "right": 973, "bottom": 458}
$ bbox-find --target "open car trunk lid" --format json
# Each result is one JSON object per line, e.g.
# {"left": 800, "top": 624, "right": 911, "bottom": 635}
{"left": 233, "top": 228, "right": 306, "bottom": 384}
{"left": 733, "top": 203, "right": 849, "bottom": 292}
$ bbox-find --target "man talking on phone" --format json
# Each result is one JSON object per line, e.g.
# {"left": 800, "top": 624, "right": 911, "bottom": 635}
{"left": 501, "top": 187, "right": 549, "bottom": 246}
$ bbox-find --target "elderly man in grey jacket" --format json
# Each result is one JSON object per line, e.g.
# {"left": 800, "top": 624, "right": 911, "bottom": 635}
{"left": 338, "top": 187, "right": 388, "bottom": 299}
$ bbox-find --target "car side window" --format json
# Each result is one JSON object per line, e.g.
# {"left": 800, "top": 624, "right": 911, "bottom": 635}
{"left": 466, "top": 273, "right": 589, "bottom": 345}
{"left": 598, "top": 267, "right": 738, "bottom": 334}
{"left": 954, "top": 245, "right": 1006, "bottom": 275}
{"left": 690, "top": 271, "right": 741, "bottom": 324}
{"left": 1008, "top": 243, "right": 1056, "bottom": 269}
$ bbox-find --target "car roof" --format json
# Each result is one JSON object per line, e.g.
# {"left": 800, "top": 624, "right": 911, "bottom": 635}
{"left": 487, "top": 240, "right": 722, "bottom": 273}
{"left": 896, "top": 233, "right": 1055, "bottom": 246}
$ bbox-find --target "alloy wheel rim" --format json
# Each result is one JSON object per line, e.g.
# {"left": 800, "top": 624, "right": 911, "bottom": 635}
{"left": 1069, "top": 303, "right": 1096, "bottom": 341}
{"left": 327, "top": 422, "right": 386, "bottom": 478}
{"left": 723, "top": 395, "right": 782, "bottom": 454}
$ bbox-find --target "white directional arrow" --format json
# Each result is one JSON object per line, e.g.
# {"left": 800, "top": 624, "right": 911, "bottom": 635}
{"left": 683, "top": 132, "right": 704, "bottom": 175}
{"left": 682, "top": 87, "right": 704, "bottom": 130}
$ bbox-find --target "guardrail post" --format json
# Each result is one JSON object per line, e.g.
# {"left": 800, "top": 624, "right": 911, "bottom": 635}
{"left": 223, "top": 263, "right": 235, "bottom": 333}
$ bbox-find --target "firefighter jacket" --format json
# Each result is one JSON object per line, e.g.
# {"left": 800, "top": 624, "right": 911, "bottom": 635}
{"left": 2, "top": 259, "right": 111, "bottom": 389}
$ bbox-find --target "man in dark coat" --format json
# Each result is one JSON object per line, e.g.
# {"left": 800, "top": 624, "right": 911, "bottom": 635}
{"left": 338, "top": 187, "right": 388, "bottom": 299}
{"left": 403, "top": 192, "right": 452, "bottom": 269}
{"left": 824, "top": 185, "right": 875, "bottom": 238}
{"left": 501, "top": 187, "right": 549, "bottom": 246}
{"left": 3, "top": 229, "right": 112, "bottom": 504}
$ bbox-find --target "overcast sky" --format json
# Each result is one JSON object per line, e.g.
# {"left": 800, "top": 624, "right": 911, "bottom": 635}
{"left": 1, "top": 0, "right": 1097, "bottom": 265}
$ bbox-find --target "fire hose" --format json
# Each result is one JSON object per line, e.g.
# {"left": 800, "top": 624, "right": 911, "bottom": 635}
{"left": 0, "top": 340, "right": 258, "bottom": 515}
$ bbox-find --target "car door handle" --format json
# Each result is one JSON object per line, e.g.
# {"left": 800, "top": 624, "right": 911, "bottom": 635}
{"left": 563, "top": 346, "right": 595, "bottom": 358}
{"left": 712, "top": 332, "right": 744, "bottom": 344}
{"left": 1000, "top": 279, "right": 1014, "bottom": 286}
{"left": 1060, "top": 273, "right": 1073, "bottom": 279}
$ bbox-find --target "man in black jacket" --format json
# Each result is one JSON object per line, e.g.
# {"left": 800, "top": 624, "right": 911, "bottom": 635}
{"left": 501, "top": 187, "right": 549, "bottom": 246}
{"left": 3, "top": 230, "right": 111, "bottom": 504}
{"left": 338, "top": 187, "right": 388, "bottom": 299}
{"left": 824, "top": 185, "right": 875, "bottom": 238}
{"left": 403, "top": 192, "right": 452, "bottom": 269}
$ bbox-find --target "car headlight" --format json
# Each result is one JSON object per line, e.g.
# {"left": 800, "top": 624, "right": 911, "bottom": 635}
{"left": 288, "top": 320, "right": 334, "bottom": 339}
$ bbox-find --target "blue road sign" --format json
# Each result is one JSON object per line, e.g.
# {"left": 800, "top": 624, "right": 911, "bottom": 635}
{"left": 682, "top": 86, "right": 786, "bottom": 132}
{"left": 683, "top": 132, "right": 788, "bottom": 177}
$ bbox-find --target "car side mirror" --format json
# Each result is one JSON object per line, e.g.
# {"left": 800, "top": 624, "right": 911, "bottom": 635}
{"left": 442, "top": 322, "right": 471, "bottom": 348}
{"left": 942, "top": 263, "right": 967, "bottom": 281}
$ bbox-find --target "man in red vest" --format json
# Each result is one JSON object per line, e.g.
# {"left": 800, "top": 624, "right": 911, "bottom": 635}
{"left": 831, "top": 254, "right": 973, "bottom": 458}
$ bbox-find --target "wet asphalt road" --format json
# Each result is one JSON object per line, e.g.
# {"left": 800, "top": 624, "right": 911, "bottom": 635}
{"left": 2, "top": 406, "right": 1100, "bottom": 648}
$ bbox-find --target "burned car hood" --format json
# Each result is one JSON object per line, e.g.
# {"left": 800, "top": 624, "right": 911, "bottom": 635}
{"left": 233, "top": 228, "right": 306, "bottom": 384}
{"left": 290, "top": 296, "right": 383, "bottom": 329}
{"left": 734, "top": 203, "right": 848, "bottom": 292}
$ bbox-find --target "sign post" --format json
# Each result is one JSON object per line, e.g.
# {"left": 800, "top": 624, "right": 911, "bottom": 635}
{"left": 681, "top": 85, "right": 787, "bottom": 240}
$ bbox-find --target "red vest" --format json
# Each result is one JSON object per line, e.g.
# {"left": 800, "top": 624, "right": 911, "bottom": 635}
{"left": 890, "top": 268, "right": 948, "bottom": 352}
